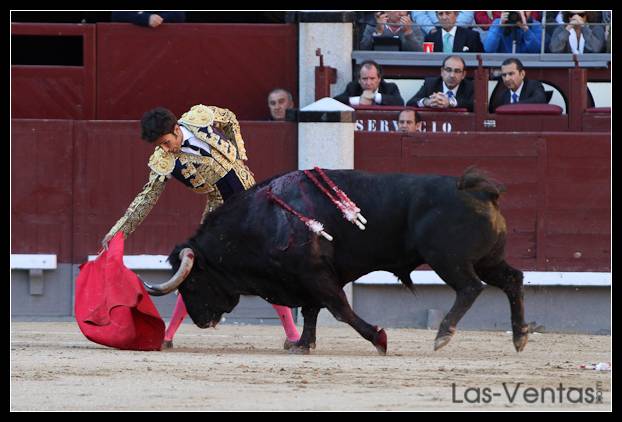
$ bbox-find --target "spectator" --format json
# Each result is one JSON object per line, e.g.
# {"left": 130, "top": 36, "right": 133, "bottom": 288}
{"left": 411, "top": 11, "right": 475, "bottom": 34}
{"left": 111, "top": 11, "right": 186, "bottom": 28}
{"left": 397, "top": 109, "right": 421, "bottom": 133}
{"left": 489, "top": 58, "right": 547, "bottom": 113}
{"left": 267, "top": 88, "right": 294, "bottom": 120}
{"left": 406, "top": 55, "right": 474, "bottom": 111}
{"left": 483, "top": 11, "right": 542, "bottom": 53}
{"left": 473, "top": 11, "right": 503, "bottom": 43}
{"left": 424, "top": 11, "right": 484, "bottom": 53}
{"left": 359, "top": 11, "right": 424, "bottom": 51}
{"left": 549, "top": 11, "right": 606, "bottom": 54}
{"left": 475, "top": 11, "right": 544, "bottom": 44}
{"left": 334, "top": 60, "right": 404, "bottom": 106}
{"left": 604, "top": 11, "right": 611, "bottom": 53}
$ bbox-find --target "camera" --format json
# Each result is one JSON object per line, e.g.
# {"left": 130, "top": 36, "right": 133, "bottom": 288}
{"left": 503, "top": 11, "right": 522, "bottom": 36}
{"left": 506, "top": 11, "right": 521, "bottom": 24}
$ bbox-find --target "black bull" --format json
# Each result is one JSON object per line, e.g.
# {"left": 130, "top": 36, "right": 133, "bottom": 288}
{"left": 145, "top": 168, "right": 528, "bottom": 354}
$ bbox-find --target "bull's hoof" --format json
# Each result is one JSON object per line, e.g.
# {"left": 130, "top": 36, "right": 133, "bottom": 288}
{"left": 161, "top": 340, "right": 174, "bottom": 350}
{"left": 374, "top": 327, "right": 387, "bottom": 355}
{"left": 433, "top": 334, "right": 453, "bottom": 351}
{"left": 284, "top": 339, "right": 315, "bottom": 350}
{"left": 288, "top": 345, "right": 311, "bottom": 355}
{"left": 513, "top": 334, "right": 528, "bottom": 352}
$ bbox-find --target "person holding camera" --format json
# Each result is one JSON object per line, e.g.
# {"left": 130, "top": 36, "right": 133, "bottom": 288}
{"left": 360, "top": 11, "right": 424, "bottom": 51}
{"left": 483, "top": 11, "right": 542, "bottom": 53}
{"left": 549, "top": 11, "right": 606, "bottom": 54}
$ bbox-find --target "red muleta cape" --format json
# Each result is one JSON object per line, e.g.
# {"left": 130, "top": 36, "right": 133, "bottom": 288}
{"left": 75, "top": 232, "right": 165, "bottom": 351}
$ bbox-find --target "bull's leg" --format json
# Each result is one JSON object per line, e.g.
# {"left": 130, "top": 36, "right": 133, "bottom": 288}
{"left": 323, "top": 289, "right": 388, "bottom": 355}
{"left": 288, "top": 306, "right": 319, "bottom": 354}
{"left": 477, "top": 261, "right": 528, "bottom": 352}
{"left": 429, "top": 265, "right": 484, "bottom": 351}
{"left": 271, "top": 304, "right": 301, "bottom": 349}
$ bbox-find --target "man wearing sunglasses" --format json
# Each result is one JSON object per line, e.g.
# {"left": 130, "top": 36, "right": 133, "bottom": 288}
{"left": 406, "top": 55, "right": 474, "bottom": 111}
{"left": 549, "top": 11, "right": 606, "bottom": 54}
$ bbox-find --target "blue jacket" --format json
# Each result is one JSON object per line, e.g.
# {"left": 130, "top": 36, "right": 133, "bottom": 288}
{"left": 483, "top": 18, "right": 542, "bottom": 53}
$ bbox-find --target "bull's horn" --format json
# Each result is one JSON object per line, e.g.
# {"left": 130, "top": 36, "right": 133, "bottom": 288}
{"left": 143, "top": 248, "right": 195, "bottom": 296}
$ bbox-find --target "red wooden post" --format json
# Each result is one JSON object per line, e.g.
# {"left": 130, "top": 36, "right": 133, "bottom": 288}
{"left": 314, "top": 48, "right": 337, "bottom": 100}
{"left": 568, "top": 56, "right": 588, "bottom": 132}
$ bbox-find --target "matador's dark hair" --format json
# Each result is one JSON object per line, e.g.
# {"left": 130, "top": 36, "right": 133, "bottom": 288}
{"left": 140, "top": 107, "right": 178, "bottom": 143}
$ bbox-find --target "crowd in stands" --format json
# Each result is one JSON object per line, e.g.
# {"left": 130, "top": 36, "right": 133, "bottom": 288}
{"left": 357, "top": 11, "right": 610, "bottom": 54}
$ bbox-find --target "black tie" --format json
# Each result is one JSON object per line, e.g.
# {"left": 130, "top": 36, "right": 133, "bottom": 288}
{"left": 182, "top": 140, "right": 210, "bottom": 157}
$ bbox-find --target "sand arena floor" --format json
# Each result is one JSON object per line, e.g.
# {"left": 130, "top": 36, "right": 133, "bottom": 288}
{"left": 10, "top": 321, "right": 611, "bottom": 411}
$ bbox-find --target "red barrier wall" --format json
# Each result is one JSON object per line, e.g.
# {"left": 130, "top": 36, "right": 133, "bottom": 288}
{"left": 95, "top": 23, "right": 297, "bottom": 120}
{"left": 11, "top": 119, "right": 610, "bottom": 272}
{"left": 11, "top": 120, "right": 298, "bottom": 262}
{"left": 11, "top": 23, "right": 298, "bottom": 121}
{"left": 11, "top": 120, "right": 75, "bottom": 262}
{"left": 354, "top": 131, "right": 610, "bottom": 272}
{"left": 11, "top": 24, "right": 97, "bottom": 120}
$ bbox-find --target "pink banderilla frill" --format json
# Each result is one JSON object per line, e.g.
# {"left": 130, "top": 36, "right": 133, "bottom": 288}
{"left": 304, "top": 167, "right": 367, "bottom": 230}
{"left": 266, "top": 188, "right": 334, "bottom": 241}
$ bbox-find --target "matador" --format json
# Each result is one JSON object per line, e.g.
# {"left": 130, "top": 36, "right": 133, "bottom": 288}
{"left": 102, "top": 104, "right": 300, "bottom": 349}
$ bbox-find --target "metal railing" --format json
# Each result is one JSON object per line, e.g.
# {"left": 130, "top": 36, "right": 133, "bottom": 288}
{"left": 356, "top": 11, "right": 611, "bottom": 55}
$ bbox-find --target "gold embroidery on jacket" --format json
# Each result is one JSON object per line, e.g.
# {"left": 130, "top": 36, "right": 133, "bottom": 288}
{"left": 107, "top": 104, "right": 255, "bottom": 238}
{"left": 105, "top": 169, "right": 168, "bottom": 238}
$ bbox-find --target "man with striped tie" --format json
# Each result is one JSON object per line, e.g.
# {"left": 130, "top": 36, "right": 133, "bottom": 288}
{"left": 100, "top": 105, "right": 301, "bottom": 350}
{"left": 406, "top": 55, "right": 474, "bottom": 111}
{"left": 489, "top": 58, "right": 547, "bottom": 112}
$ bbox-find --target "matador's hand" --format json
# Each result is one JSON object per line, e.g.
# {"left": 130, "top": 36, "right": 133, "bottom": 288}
{"left": 101, "top": 232, "right": 123, "bottom": 251}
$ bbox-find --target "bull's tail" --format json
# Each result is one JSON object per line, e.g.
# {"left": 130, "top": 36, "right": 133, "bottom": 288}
{"left": 456, "top": 166, "right": 506, "bottom": 206}
{"left": 393, "top": 270, "right": 417, "bottom": 296}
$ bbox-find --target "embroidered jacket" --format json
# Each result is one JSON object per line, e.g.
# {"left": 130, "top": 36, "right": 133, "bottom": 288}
{"left": 106, "top": 105, "right": 255, "bottom": 239}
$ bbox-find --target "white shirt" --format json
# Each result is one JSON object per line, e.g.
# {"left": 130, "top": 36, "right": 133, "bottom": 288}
{"left": 511, "top": 82, "right": 525, "bottom": 103}
{"left": 416, "top": 81, "right": 460, "bottom": 108}
{"left": 179, "top": 125, "right": 211, "bottom": 156}
{"left": 349, "top": 90, "right": 382, "bottom": 106}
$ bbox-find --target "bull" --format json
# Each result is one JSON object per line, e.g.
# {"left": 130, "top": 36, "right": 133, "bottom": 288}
{"left": 143, "top": 167, "right": 528, "bottom": 355}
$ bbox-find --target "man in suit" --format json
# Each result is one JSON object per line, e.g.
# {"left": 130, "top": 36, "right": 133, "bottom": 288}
{"left": 334, "top": 60, "right": 404, "bottom": 106}
{"left": 406, "top": 55, "right": 474, "bottom": 111}
{"left": 424, "top": 11, "right": 484, "bottom": 53}
{"left": 489, "top": 58, "right": 547, "bottom": 112}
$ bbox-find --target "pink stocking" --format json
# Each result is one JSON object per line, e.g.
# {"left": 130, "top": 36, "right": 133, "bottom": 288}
{"left": 272, "top": 304, "right": 300, "bottom": 342}
{"left": 164, "top": 294, "right": 188, "bottom": 342}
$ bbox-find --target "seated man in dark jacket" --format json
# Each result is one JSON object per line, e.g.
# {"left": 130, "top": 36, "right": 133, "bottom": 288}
{"left": 407, "top": 55, "right": 474, "bottom": 111}
{"left": 334, "top": 60, "right": 404, "bottom": 106}
{"left": 489, "top": 58, "right": 547, "bottom": 112}
{"left": 424, "top": 11, "right": 484, "bottom": 53}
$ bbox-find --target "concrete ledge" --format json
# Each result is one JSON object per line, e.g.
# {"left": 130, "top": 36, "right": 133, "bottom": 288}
{"left": 11, "top": 254, "right": 57, "bottom": 270}
{"left": 355, "top": 270, "right": 611, "bottom": 286}
{"left": 87, "top": 255, "right": 171, "bottom": 270}
{"left": 352, "top": 51, "right": 612, "bottom": 68}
